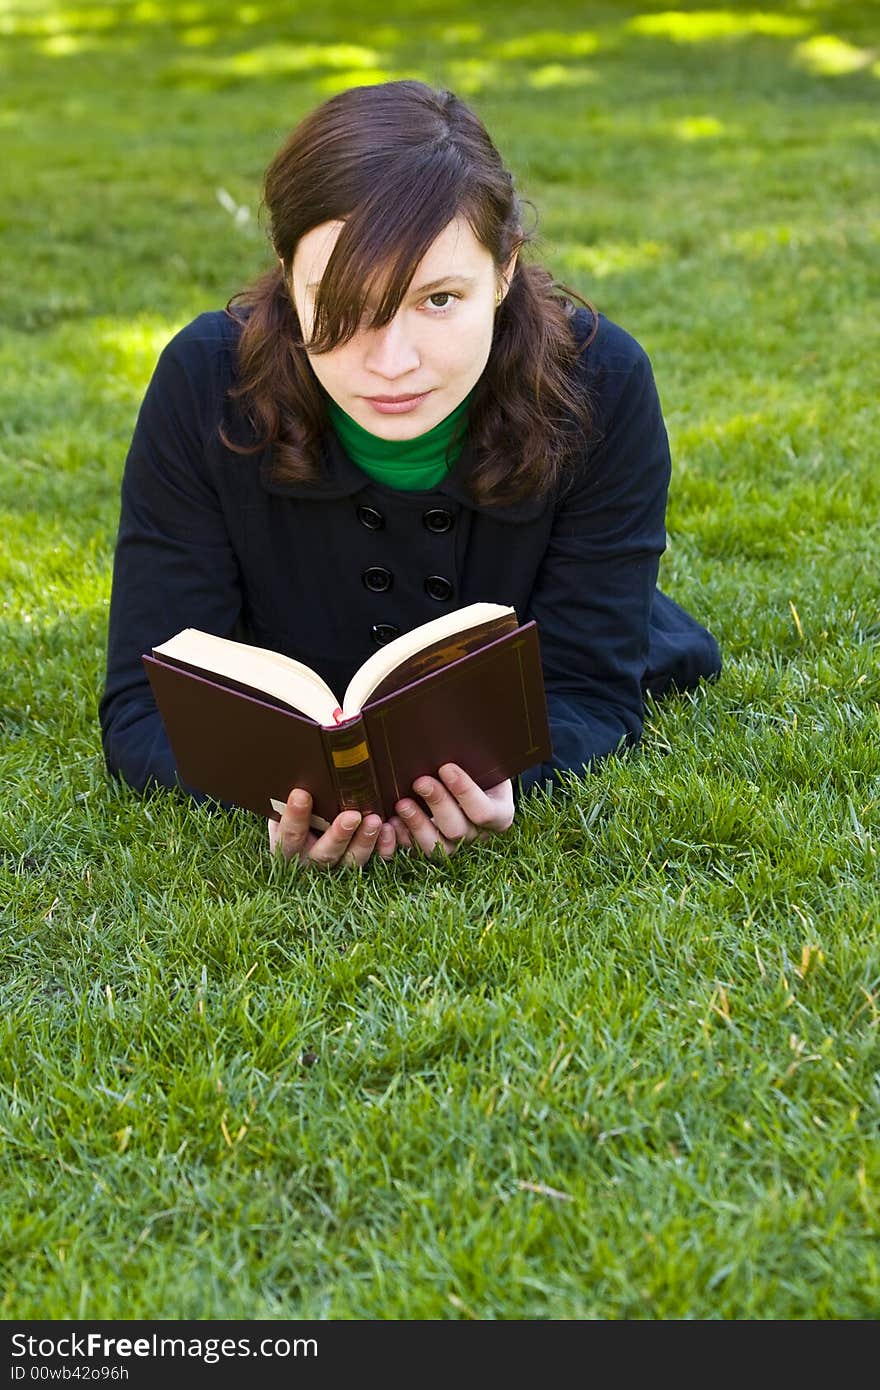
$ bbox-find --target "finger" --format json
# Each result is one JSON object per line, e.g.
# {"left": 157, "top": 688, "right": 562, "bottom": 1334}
{"left": 436, "top": 765, "right": 515, "bottom": 833}
{"left": 411, "top": 775, "right": 472, "bottom": 841}
{"left": 339, "top": 814, "right": 385, "bottom": 869}
{"left": 277, "top": 787, "right": 317, "bottom": 861}
{"left": 396, "top": 797, "right": 460, "bottom": 858}
{"left": 389, "top": 815, "right": 415, "bottom": 851}
{"left": 306, "top": 808, "right": 364, "bottom": 868}
{"left": 374, "top": 821, "right": 400, "bottom": 860}
{"left": 269, "top": 817, "right": 308, "bottom": 858}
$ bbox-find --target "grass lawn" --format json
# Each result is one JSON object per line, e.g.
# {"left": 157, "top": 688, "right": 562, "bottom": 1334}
{"left": 1, "top": 0, "right": 878, "bottom": 1320}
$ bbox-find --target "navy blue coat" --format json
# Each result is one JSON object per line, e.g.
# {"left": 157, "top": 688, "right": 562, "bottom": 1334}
{"left": 98, "top": 305, "right": 721, "bottom": 810}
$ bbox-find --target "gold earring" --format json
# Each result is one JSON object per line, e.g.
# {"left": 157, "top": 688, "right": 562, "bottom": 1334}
{"left": 495, "top": 289, "right": 503, "bottom": 306}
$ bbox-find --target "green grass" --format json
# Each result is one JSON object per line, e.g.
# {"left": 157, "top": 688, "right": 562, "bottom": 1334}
{"left": 1, "top": 0, "right": 879, "bottom": 1320}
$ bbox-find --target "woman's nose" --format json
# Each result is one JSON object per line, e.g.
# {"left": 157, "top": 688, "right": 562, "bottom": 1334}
{"left": 363, "top": 314, "right": 420, "bottom": 375}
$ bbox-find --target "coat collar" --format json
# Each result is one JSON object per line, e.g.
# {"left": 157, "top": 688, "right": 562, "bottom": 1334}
{"left": 259, "top": 426, "right": 553, "bottom": 523}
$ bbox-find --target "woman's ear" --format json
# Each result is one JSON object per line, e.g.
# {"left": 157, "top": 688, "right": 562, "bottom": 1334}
{"left": 497, "top": 249, "right": 519, "bottom": 302}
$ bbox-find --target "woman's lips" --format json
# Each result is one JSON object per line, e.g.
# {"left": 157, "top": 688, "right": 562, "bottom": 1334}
{"left": 365, "top": 391, "right": 430, "bottom": 414}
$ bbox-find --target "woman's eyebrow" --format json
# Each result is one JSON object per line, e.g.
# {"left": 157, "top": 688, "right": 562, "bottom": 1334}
{"left": 306, "top": 274, "right": 478, "bottom": 294}
{"left": 410, "top": 274, "right": 478, "bottom": 294}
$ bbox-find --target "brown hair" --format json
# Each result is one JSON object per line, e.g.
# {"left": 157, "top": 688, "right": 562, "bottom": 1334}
{"left": 220, "top": 79, "right": 599, "bottom": 508}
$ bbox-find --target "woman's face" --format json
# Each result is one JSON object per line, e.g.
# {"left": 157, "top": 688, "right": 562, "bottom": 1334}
{"left": 288, "top": 215, "right": 516, "bottom": 437}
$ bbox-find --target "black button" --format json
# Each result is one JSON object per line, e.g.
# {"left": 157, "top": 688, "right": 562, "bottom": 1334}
{"left": 357, "top": 505, "right": 384, "bottom": 530}
{"left": 371, "top": 623, "right": 401, "bottom": 646}
{"left": 423, "top": 508, "right": 454, "bottom": 534}
{"left": 363, "top": 566, "right": 393, "bottom": 593}
{"left": 425, "top": 575, "right": 453, "bottom": 602}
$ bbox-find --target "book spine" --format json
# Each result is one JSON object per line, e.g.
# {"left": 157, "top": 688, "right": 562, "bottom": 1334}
{"left": 321, "top": 714, "right": 383, "bottom": 816}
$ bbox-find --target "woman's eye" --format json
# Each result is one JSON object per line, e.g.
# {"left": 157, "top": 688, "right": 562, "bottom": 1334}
{"left": 426, "top": 292, "right": 457, "bottom": 311}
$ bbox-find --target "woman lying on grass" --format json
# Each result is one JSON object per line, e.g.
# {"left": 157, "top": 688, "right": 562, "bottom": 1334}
{"left": 99, "top": 78, "right": 721, "bottom": 870}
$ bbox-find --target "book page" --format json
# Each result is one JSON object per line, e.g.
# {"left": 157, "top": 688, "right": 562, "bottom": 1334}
{"left": 152, "top": 629, "right": 339, "bottom": 724}
{"left": 341, "top": 602, "right": 517, "bottom": 717}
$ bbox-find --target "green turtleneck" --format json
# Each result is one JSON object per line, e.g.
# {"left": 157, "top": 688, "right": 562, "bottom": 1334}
{"left": 324, "top": 386, "right": 473, "bottom": 490}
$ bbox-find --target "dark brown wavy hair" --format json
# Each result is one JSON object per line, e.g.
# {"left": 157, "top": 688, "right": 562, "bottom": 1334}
{"left": 220, "top": 79, "right": 599, "bottom": 508}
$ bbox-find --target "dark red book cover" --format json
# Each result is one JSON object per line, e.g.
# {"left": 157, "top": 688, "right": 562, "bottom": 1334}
{"left": 142, "top": 620, "right": 552, "bottom": 825}
{"left": 361, "top": 623, "right": 551, "bottom": 816}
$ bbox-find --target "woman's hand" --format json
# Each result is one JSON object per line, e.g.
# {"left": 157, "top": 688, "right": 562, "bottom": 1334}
{"left": 390, "top": 763, "right": 515, "bottom": 858}
{"left": 268, "top": 787, "right": 398, "bottom": 869}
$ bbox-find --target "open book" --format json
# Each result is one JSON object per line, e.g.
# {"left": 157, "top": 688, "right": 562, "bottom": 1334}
{"left": 143, "top": 602, "right": 552, "bottom": 830}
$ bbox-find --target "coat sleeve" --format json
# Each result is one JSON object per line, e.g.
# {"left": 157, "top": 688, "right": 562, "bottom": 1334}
{"left": 515, "top": 338, "right": 670, "bottom": 804}
{"left": 98, "top": 324, "right": 243, "bottom": 800}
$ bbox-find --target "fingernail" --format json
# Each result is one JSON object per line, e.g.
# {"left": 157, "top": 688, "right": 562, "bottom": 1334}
{"left": 292, "top": 789, "right": 309, "bottom": 809}
{"left": 413, "top": 779, "right": 432, "bottom": 796}
{"left": 399, "top": 802, "right": 416, "bottom": 817}
{"left": 341, "top": 811, "right": 361, "bottom": 831}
